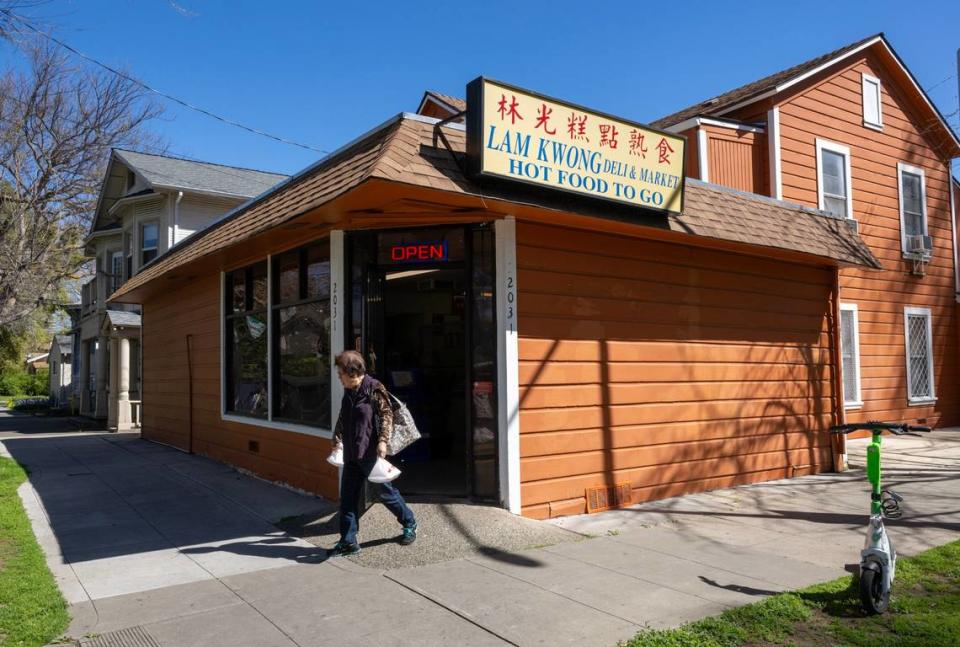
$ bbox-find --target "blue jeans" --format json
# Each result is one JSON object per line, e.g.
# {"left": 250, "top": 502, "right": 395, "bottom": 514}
{"left": 339, "top": 458, "right": 415, "bottom": 546}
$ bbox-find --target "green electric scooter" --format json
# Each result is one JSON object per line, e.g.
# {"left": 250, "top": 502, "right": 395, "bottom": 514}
{"left": 828, "top": 421, "right": 931, "bottom": 614}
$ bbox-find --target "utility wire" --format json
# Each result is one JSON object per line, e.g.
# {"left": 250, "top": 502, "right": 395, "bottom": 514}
{"left": 924, "top": 74, "right": 956, "bottom": 94}
{"left": 0, "top": 8, "right": 329, "bottom": 155}
{"left": 0, "top": 89, "right": 290, "bottom": 185}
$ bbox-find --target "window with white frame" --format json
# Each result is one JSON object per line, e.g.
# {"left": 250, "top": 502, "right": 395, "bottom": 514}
{"left": 222, "top": 238, "right": 332, "bottom": 431}
{"left": 224, "top": 262, "right": 269, "bottom": 418}
{"left": 271, "top": 242, "right": 331, "bottom": 428}
{"left": 839, "top": 303, "right": 862, "bottom": 407}
{"left": 110, "top": 251, "right": 124, "bottom": 294}
{"left": 816, "top": 139, "right": 853, "bottom": 219}
{"left": 897, "top": 162, "right": 928, "bottom": 254}
{"left": 904, "top": 307, "right": 935, "bottom": 403}
{"left": 862, "top": 73, "right": 882, "bottom": 129}
{"left": 140, "top": 221, "right": 159, "bottom": 266}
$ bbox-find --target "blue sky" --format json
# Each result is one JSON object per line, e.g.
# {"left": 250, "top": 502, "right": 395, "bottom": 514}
{"left": 4, "top": 0, "right": 960, "bottom": 176}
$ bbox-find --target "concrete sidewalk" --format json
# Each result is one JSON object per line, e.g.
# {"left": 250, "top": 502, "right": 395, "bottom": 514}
{"left": 3, "top": 424, "right": 957, "bottom": 647}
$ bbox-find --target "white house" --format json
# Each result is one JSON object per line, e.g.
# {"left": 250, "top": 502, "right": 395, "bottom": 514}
{"left": 78, "top": 149, "right": 287, "bottom": 429}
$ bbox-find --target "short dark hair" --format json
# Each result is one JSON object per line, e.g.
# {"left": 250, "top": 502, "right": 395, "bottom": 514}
{"left": 335, "top": 350, "right": 366, "bottom": 378}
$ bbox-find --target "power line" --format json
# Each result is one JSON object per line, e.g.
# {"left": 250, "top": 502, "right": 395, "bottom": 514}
{"left": 0, "top": 89, "right": 290, "bottom": 186}
{"left": 924, "top": 74, "right": 956, "bottom": 94}
{"left": 0, "top": 8, "right": 329, "bottom": 155}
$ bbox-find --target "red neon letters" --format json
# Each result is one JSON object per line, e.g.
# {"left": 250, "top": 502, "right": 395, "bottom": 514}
{"left": 390, "top": 242, "right": 447, "bottom": 262}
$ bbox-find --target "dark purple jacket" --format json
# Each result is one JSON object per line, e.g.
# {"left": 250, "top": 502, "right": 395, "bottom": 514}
{"left": 333, "top": 375, "right": 392, "bottom": 463}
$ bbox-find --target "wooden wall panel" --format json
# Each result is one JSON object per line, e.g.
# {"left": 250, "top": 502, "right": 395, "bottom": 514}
{"left": 516, "top": 222, "right": 836, "bottom": 517}
{"left": 142, "top": 273, "right": 338, "bottom": 499}
{"left": 768, "top": 52, "right": 960, "bottom": 428}
{"left": 703, "top": 126, "right": 766, "bottom": 194}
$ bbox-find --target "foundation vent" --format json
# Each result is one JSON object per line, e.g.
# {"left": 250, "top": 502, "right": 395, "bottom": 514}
{"left": 585, "top": 482, "right": 632, "bottom": 514}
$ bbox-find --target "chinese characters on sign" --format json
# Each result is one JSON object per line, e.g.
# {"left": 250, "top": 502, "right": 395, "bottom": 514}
{"left": 467, "top": 79, "right": 685, "bottom": 214}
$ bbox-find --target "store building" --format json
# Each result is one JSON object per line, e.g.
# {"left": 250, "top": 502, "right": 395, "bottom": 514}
{"left": 110, "top": 34, "right": 958, "bottom": 519}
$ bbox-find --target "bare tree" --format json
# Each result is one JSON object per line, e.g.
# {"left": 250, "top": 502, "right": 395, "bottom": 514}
{"left": 0, "top": 45, "right": 162, "bottom": 328}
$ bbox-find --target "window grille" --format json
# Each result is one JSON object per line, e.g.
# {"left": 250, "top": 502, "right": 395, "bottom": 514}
{"left": 906, "top": 312, "right": 933, "bottom": 400}
{"left": 840, "top": 308, "right": 860, "bottom": 405}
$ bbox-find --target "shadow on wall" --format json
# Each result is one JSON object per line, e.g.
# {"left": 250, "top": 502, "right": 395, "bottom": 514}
{"left": 517, "top": 241, "right": 839, "bottom": 514}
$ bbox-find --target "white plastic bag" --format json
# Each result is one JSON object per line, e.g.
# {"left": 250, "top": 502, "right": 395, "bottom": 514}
{"left": 367, "top": 457, "right": 401, "bottom": 483}
{"left": 326, "top": 446, "right": 344, "bottom": 467}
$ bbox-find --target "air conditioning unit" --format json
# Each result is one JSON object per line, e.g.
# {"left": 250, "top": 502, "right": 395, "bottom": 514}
{"left": 907, "top": 234, "right": 932, "bottom": 255}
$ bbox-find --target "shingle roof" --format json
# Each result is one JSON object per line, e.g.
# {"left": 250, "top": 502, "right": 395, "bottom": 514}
{"left": 114, "top": 149, "right": 288, "bottom": 198}
{"left": 111, "top": 114, "right": 878, "bottom": 302}
{"left": 105, "top": 310, "right": 142, "bottom": 328}
{"left": 650, "top": 33, "right": 883, "bottom": 129}
{"left": 54, "top": 335, "right": 73, "bottom": 356}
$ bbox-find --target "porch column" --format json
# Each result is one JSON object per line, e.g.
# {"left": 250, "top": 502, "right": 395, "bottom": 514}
{"left": 116, "top": 336, "right": 133, "bottom": 430}
{"left": 495, "top": 216, "right": 521, "bottom": 514}
{"left": 107, "top": 337, "right": 119, "bottom": 429}
{"left": 77, "top": 341, "right": 88, "bottom": 414}
{"left": 95, "top": 335, "right": 108, "bottom": 418}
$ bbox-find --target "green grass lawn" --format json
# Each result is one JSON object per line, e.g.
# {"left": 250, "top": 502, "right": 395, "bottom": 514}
{"left": 624, "top": 539, "right": 960, "bottom": 647}
{"left": 0, "top": 456, "right": 69, "bottom": 647}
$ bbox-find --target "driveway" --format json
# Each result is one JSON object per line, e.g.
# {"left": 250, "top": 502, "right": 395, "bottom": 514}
{"left": 2, "top": 417, "right": 958, "bottom": 647}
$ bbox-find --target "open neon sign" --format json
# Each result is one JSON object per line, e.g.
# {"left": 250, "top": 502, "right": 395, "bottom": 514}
{"left": 390, "top": 241, "right": 449, "bottom": 263}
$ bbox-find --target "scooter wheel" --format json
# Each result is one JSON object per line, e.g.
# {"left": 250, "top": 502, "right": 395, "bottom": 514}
{"left": 859, "top": 567, "right": 889, "bottom": 615}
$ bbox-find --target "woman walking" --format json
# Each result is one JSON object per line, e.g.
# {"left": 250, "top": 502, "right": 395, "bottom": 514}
{"left": 329, "top": 350, "right": 417, "bottom": 556}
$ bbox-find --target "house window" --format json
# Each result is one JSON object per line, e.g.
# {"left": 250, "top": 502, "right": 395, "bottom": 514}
{"left": 840, "top": 304, "right": 862, "bottom": 407}
{"left": 140, "top": 221, "right": 159, "bottom": 266}
{"left": 862, "top": 73, "right": 883, "bottom": 129}
{"left": 816, "top": 139, "right": 853, "bottom": 219}
{"left": 224, "top": 262, "right": 268, "bottom": 418}
{"left": 897, "top": 163, "right": 928, "bottom": 254}
{"left": 904, "top": 307, "right": 935, "bottom": 403}
{"left": 271, "top": 243, "right": 331, "bottom": 428}
{"left": 110, "top": 251, "right": 124, "bottom": 294}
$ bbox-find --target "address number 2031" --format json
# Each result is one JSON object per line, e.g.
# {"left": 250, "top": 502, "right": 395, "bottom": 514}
{"left": 505, "top": 275, "right": 516, "bottom": 333}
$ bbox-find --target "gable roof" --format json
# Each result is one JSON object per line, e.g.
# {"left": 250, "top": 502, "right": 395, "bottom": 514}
{"left": 114, "top": 149, "right": 288, "bottom": 198}
{"left": 650, "top": 34, "right": 882, "bottom": 129}
{"left": 417, "top": 90, "right": 467, "bottom": 116}
{"left": 650, "top": 34, "right": 960, "bottom": 153}
{"left": 104, "top": 310, "right": 142, "bottom": 328}
{"left": 52, "top": 335, "right": 73, "bottom": 357}
{"left": 111, "top": 113, "right": 878, "bottom": 302}
{"left": 90, "top": 150, "right": 289, "bottom": 235}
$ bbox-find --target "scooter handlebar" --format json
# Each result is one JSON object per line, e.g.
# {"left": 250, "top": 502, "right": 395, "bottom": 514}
{"left": 828, "top": 421, "right": 932, "bottom": 435}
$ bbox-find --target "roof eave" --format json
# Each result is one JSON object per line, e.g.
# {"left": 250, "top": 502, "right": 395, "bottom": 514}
{"left": 149, "top": 184, "right": 253, "bottom": 201}
{"left": 709, "top": 35, "right": 960, "bottom": 155}
{"left": 108, "top": 113, "right": 415, "bottom": 303}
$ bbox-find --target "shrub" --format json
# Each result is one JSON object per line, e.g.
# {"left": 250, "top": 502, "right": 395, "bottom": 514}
{"left": 0, "top": 367, "right": 49, "bottom": 396}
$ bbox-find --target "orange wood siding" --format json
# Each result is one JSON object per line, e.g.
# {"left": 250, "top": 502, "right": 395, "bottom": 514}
{"left": 769, "top": 53, "right": 959, "bottom": 427}
{"left": 142, "top": 273, "right": 338, "bottom": 498}
{"left": 516, "top": 222, "right": 837, "bottom": 519}
{"left": 703, "top": 125, "right": 767, "bottom": 195}
{"left": 679, "top": 127, "right": 700, "bottom": 179}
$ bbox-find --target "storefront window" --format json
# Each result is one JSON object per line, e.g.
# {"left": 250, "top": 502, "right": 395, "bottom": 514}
{"left": 272, "top": 243, "right": 331, "bottom": 428}
{"left": 224, "top": 262, "right": 268, "bottom": 417}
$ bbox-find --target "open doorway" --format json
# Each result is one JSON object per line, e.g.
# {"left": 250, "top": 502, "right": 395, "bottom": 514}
{"left": 378, "top": 267, "right": 467, "bottom": 494}
{"left": 347, "top": 225, "right": 498, "bottom": 500}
